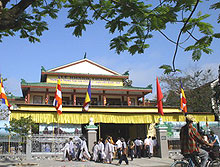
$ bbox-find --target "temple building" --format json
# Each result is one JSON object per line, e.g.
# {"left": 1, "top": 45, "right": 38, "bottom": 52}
{"left": 10, "top": 58, "right": 215, "bottom": 140}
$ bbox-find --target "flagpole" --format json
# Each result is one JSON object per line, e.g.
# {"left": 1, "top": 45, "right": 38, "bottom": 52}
{"left": 55, "top": 113, "right": 59, "bottom": 160}
{"left": 99, "top": 122, "right": 101, "bottom": 139}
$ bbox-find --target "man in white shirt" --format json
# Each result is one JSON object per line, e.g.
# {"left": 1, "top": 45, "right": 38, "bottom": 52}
{"left": 148, "top": 136, "right": 153, "bottom": 158}
{"left": 134, "top": 137, "right": 142, "bottom": 158}
{"left": 69, "top": 138, "right": 75, "bottom": 160}
{"left": 116, "top": 137, "right": 122, "bottom": 159}
{"left": 144, "top": 136, "right": 150, "bottom": 158}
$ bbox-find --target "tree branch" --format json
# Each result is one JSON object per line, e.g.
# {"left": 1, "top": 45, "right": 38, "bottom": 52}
{"left": 158, "top": 29, "right": 184, "bottom": 49}
{"left": 179, "top": 26, "right": 196, "bottom": 44}
{"left": 1, "top": 0, "right": 10, "bottom": 8}
{"left": 10, "top": 0, "right": 36, "bottom": 16}
{"left": 0, "top": 0, "right": 35, "bottom": 30}
{"left": 186, "top": 30, "right": 198, "bottom": 41}
{"left": 88, "top": 0, "right": 110, "bottom": 22}
{"left": 172, "top": 0, "right": 200, "bottom": 72}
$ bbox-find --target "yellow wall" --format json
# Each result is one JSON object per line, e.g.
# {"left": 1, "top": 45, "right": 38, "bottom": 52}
{"left": 46, "top": 75, "right": 123, "bottom": 86}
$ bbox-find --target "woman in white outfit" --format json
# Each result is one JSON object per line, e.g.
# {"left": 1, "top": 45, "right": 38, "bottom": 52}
{"left": 92, "top": 142, "right": 99, "bottom": 162}
{"left": 98, "top": 138, "right": 106, "bottom": 162}
{"left": 79, "top": 137, "right": 91, "bottom": 161}
{"left": 149, "top": 136, "right": 154, "bottom": 158}
{"left": 61, "top": 139, "right": 70, "bottom": 161}
{"left": 104, "top": 137, "right": 114, "bottom": 164}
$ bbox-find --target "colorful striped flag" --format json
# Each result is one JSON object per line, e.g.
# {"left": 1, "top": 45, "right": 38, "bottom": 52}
{"left": 180, "top": 82, "right": 187, "bottom": 113}
{"left": 156, "top": 77, "right": 164, "bottom": 116}
{"left": 83, "top": 80, "right": 91, "bottom": 112}
{"left": 53, "top": 79, "right": 62, "bottom": 115}
{"left": 0, "top": 77, "right": 11, "bottom": 110}
{"left": 127, "top": 96, "right": 131, "bottom": 106}
{"left": 103, "top": 96, "right": 107, "bottom": 106}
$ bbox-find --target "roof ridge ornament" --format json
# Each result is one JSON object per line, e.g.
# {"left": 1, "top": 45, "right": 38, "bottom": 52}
{"left": 41, "top": 66, "right": 46, "bottom": 72}
{"left": 84, "top": 52, "right": 87, "bottom": 59}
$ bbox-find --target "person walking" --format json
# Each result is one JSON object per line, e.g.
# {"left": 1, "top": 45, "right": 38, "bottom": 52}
{"left": 116, "top": 137, "right": 122, "bottom": 159}
{"left": 149, "top": 136, "right": 154, "bottom": 158}
{"left": 134, "top": 137, "right": 142, "bottom": 158}
{"left": 152, "top": 136, "right": 158, "bottom": 157}
{"left": 117, "top": 138, "right": 129, "bottom": 165}
{"left": 128, "top": 139, "right": 135, "bottom": 161}
{"left": 79, "top": 137, "right": 91, "bottom": 161}
{"left": 144, "top": 136, "right": 150, "bottom": 158}
{"left": 104, "top": 136, "right": 114, "bottom": 164}
{"left": 69, "top": 137, "right": 75, "bottom": 160}
{"left": 61, "top": 139, "right": 70, "bottom": 161}
{"left": 75, "top": 136, "right": 82, "bottom": 161}
{"left": 98, "top": 138, "right": 105, "bottom": 162}
{"left": 92, "top": 142, "right": 99, "bottom": 162}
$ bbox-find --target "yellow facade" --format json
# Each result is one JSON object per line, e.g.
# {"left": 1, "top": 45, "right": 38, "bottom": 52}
{"left": 46, "top": 75, "right": 123, "bottom": 86}
{"left": 10, "top": 105, "right": 215, "bottom": 124}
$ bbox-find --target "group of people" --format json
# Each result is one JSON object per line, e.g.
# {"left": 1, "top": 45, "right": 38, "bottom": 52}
{"left": 61, "top": 135, "right": 158, "bottom": 165}
{"left": 61, "top": 136, "right": 91, "bottom": 162}
{"left": 92, "top": 136, "right": 158, "bottom": 165}
{"left": 180, "top": 114, "right": 220, "bottom": 167}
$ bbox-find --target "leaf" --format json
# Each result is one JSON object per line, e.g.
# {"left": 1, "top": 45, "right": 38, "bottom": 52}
{"left": 210, "top": 2, "right": 220, "bottom": 10}
{"left": 213, "top": 33, "right": 220, "bottom": 38}
{"left": 159, "top": 65, "right": 173, "bottom": 74}
{"left": 184, "top": 45, "right": 195, "bottom": 51}
{"left": 202, "top": 48, "right": 213, "bottom": 54}
{"left": 192, "top": 49, "right": 201, "bottom": 61}
{"left": 128, "top": 45, "right": 139, "bottom": 55}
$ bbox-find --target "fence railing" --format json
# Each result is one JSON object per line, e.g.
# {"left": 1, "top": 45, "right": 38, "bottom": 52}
{"left": 0, "top": 134, "right": 81, "bottom": 160}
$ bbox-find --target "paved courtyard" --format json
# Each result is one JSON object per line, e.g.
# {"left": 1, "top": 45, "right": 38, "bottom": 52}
{"left": 0, "top": 157, "right": 174, "bottom": 167}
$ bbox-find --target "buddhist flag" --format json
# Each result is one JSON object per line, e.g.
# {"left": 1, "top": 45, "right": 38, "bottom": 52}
{"left": 83, "top": 80, "right": 91, "bottom": 111}
{"left": 53, "top": 79, "right": 62, "bottom": 115}
{"left": 156, "top": 77, "right": 164, "bottom": 116}
{"left": 103, "top": 96, "right": 107, "bottom": 106}
{"left": 180, "top": 82, "right": 187, "bottom": 113}
{"left": 0, "top": 77, "right": 11, "bottom": 110}
{"left": 127, "top": 97, "right": 131, "bottom": 106}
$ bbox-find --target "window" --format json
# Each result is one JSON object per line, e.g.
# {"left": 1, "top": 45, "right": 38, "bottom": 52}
{"left": 33, "top": 96, "right": 43, "bottom": 104}
{"left": 107, "top": 98, "right": 121, "bottom": 105}
{"left": 49, "top": 97, "right": 54, "bottom": 104}
{"left": 62, "top": 97, "right": 70, "bottom": 105}
{"left": 76, "top": 97, "right": 84, "bottom": 106}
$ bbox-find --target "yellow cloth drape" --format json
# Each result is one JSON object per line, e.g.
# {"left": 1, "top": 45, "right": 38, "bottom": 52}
{"left": 10, "top": 112, "right": 215, "bottom": 124}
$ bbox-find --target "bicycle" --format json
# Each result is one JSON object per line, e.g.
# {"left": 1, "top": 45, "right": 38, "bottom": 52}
{"left": 170, "top": 155, "right": 196, "bottom": 167}
{"left": 170, "top": 154, "right": 220, "bottom": 167}
{"left": 170, "top": 153, "right": 220, "bottom": 167}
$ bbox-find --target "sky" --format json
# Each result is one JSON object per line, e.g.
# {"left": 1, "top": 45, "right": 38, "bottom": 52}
{"left": 0, "top": 1, "right": 219, "bottom": 100}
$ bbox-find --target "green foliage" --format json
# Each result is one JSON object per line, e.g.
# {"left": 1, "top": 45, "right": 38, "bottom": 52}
{"left": 210, "top": 2, "right": 220, "bottom": 23}
{"left": 0, "top": 0, "right": 65, "bottom": 43}
{"left": 7, "top": 116, "right": 38, "bottom": 136}
{"left": 0, "top": 0, "right": 219, "bottom": 73}
{"left": 159, "top": 65, "right": 181, "bottom": 74}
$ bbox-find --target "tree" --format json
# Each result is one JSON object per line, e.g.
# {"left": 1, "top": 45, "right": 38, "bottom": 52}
{"left": 160, "top": 68, "right": 216, "bottom": 112}
{"left": 7, "top": 116, "right": 38, "bottom": 136}
{"left": 0, "top": 0, "right": 219, "bottom": 73}
{"left": 0, "top": 103, "right": 10, "bottom": 120}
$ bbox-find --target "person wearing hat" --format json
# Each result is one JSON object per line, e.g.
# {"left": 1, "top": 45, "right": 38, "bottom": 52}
{"left": 180, "top": 115, "right": 213, "bottom": 167}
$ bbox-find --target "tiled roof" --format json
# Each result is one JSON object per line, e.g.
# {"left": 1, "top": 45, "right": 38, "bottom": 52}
{"left": 21, "top": 82, "right": 152, "bottom": 91}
